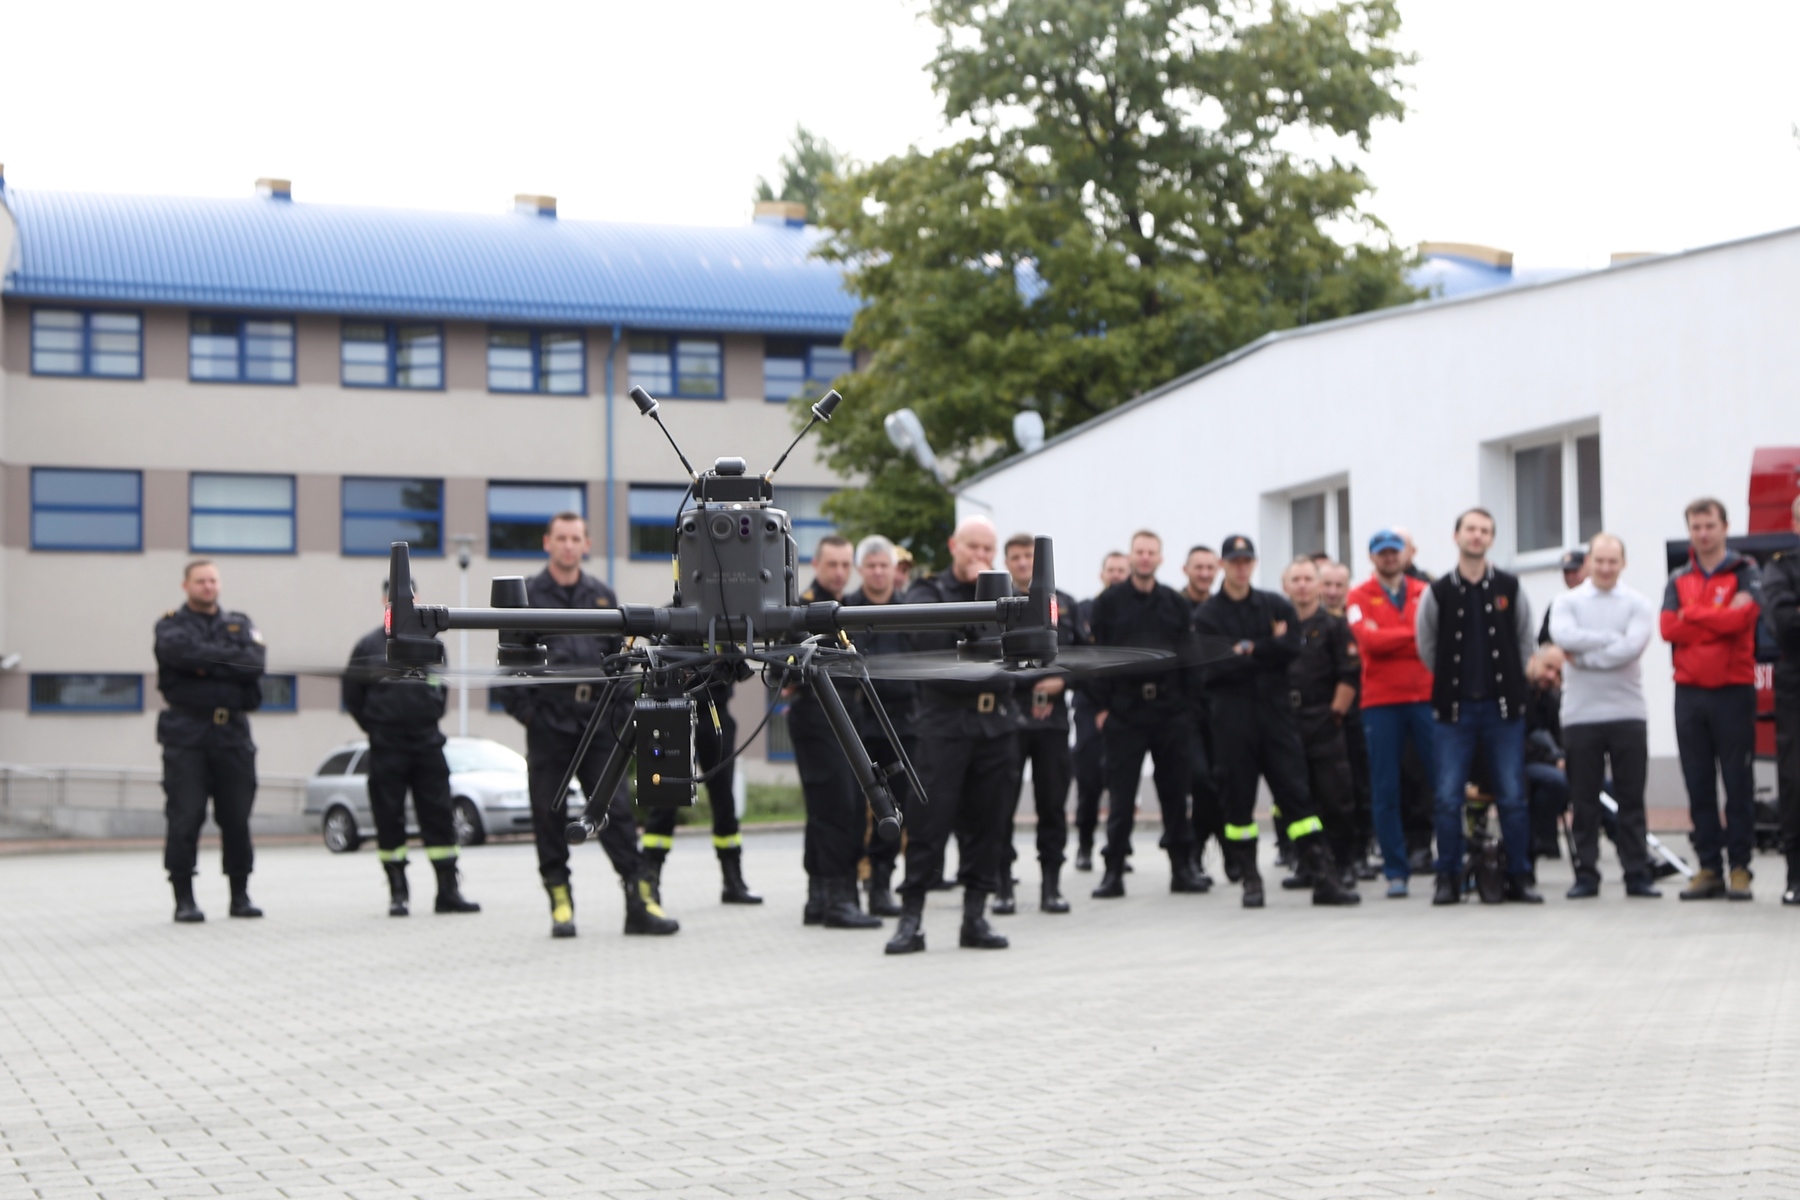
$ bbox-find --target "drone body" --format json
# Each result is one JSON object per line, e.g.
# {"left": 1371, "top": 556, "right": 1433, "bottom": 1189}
{"left": 383, "top": 387, "right": 1065, "bottom": 849}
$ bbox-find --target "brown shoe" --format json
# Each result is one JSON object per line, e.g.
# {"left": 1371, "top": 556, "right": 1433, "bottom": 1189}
{"left": 1727, "top": 867, "right": 1754, "bottom": 901}
{"left": 1680, "top": 868, "right": 1725, "bottom": 901}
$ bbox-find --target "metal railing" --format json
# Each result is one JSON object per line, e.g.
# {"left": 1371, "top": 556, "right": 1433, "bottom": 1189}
{"left": 0, "top": 763, "right": 310, "bottom": 837}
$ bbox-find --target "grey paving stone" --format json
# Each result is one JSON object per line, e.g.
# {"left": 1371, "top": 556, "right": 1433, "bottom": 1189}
{"left": 1, "top": 834, "right": 1797, "bottom": 1200}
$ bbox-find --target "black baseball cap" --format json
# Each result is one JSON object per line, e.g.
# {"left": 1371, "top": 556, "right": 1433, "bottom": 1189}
{"left": 1560, "top": 549, "right": 1586, "bottom": 572}
{"left": 1221, "top": 535, "right": 1256, "bottom": 561}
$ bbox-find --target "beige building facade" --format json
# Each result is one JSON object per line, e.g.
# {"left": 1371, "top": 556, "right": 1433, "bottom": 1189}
{"left": 0, "top": 182, "right": 854, "bottom": 789}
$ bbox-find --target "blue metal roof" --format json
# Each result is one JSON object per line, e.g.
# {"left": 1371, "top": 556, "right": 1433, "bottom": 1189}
{"left": 0, "top": 188, "right": 858, "bottom": 335}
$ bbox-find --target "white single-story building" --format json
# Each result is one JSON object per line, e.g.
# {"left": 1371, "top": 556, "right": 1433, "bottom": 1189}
{"left": 957, "top": 224, "right": 1800, "bottom": 798}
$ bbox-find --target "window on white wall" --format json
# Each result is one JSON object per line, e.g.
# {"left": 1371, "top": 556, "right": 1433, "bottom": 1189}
{"left": 1286, "top": 485, "right": 1353, "bottom": 565}
{"left": 1510, "top": 428, "right": 1600, "bottom": 560}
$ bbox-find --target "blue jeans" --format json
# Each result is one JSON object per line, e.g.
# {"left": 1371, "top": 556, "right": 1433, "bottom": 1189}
{"left": 1364, "top": 702, "right": 1436, "bottom": 880}
{"left": 1432, "top": 700, "right": 1530, "bottom": 877}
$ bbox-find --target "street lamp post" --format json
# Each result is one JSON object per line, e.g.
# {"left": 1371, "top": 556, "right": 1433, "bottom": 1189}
{"left": 452, "top": 534, "right": 477, "bottom": 737}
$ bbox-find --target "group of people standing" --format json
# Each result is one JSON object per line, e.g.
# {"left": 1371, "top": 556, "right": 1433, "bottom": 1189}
{"left": 151, "top": 493, "right": 1800, "bottom": 942}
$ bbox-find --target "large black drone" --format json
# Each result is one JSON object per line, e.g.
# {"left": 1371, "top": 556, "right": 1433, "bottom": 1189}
{"left": 379, "top": 387, "right": 1161, "bottom": 844}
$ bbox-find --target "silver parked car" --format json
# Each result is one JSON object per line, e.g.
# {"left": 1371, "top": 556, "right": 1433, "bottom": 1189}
{"left": 304, "top": 736, "right": 582, "bottom": 852}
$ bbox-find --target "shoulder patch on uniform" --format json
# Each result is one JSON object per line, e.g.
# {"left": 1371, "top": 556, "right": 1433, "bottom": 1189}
{"left": 226, "top": 623, "right": 240, "bottom": 633}
{"left": 163, "top": 609, "right": 175, "bottom": 619}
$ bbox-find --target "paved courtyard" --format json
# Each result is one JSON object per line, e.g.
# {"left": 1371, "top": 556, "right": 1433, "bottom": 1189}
{"left": 3, "top": 831, "right": 1799, "bottom": 1199}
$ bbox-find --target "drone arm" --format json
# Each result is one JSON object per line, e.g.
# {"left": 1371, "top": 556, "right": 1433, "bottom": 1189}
{"left": 853, "top": 665, "right": 928, "bottom": 810}
{"left": 804, "top": 661, "right": 902, "bottom": 843}
{"left": 824, "top": 598, "right": 1030, "bottom": 634}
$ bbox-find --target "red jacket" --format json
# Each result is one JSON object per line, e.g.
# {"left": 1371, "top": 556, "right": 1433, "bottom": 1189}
{"left": 1346, "top": 575, "right": 1433, "bottom": 707}
{"left": 1660, "top": 550, "right": 1763, "bottom": 688}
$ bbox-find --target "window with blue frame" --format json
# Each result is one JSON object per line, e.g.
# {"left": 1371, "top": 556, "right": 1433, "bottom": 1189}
{"left": 191, "top": 473, "right": 297, "bottom": 553}
{"left": 764, "top": 339, "right": 853, "bottom": 402}
{"left": 30, "top": 674, "right": 143, "bottom": 713}
{"left": 259, "top": 675, "right": 298, "bottom": 712}
{"left": 342, "top": 477, "right": 443, "bottom": 556}
{"left": 488, "top": 328, "right": 585, "bottom": 394}
{"left": 190, "top": 315, "right": 296, "bottom": 383}
{"left": 775, "top": 486, "right": 839, "bottom": 562}
{"left": 488, "top": 482, "right": 585, "bottom": 556}
{"left": 341, "top": 322, "right": 443, "bottom": 389}
{"left": 31, "top": 309, "right": 143, "bottom": 378}
{"left": 628, "top": 484, "right": 689, "bottom": 559}
{"left": 629, "top": 334, "right": 722, "bottom": 399}
{"left": 31, "top": 468, "right": 143, "bottom": 552}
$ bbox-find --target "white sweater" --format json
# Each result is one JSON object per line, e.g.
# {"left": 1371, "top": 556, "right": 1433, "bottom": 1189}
{"left": 1546, "top": 579, "right": 1655, "bottom": 726}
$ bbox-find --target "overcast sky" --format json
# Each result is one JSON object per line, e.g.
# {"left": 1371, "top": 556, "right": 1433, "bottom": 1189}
{"left": 2, "top": 0, "right": 1796, "bottom": 269}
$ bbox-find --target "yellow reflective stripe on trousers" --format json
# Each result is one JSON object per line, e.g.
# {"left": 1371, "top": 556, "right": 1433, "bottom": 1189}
{"left": 1285, "top": 815, "right": 1324, "bottom": 841}
{"left": 377, "top": 847, "right": 407, "bottom": 863}
{"left": 424, "top": 845, "right": 459, "bottom": 861}
{"left": 642, "top": 834, "right": 675, "bottom": 850}
{"left": 1224, "top": 823, "right": 1260, "bottom": 842}
{"left": 712, "top": 834, "right": 742, "bottom": 850}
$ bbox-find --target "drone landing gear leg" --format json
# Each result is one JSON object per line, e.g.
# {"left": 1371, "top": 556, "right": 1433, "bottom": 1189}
{"left": 804, "top": 664, "right": 902, "bottom": 845}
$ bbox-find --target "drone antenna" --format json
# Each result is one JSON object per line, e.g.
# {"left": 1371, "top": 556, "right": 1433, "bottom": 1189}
{"left": 630, "top": 386, "right": 699, "bottom": 480}
{"left": 768, "top": 389, "right": 841, "bottom": 480}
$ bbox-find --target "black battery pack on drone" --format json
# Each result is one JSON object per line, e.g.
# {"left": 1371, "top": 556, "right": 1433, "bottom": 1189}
{"left": 635, "top": 695, "right": 697, "bottom": 807}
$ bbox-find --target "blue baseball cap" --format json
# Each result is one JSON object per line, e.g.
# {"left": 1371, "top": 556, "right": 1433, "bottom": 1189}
{"left": 1369, "top": 530, "right": 1405, "bottom": 554}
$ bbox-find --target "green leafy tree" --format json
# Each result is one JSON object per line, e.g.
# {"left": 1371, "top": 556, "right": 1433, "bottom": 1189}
{"left": 810, "top": 0, "right": 1419, "bottom": 568}
{"left": 754, "top": 125, "right": 845, "bottom": 214}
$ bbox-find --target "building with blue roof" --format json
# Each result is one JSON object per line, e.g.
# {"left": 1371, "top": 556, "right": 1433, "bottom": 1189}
{"left": 0, "top": 175, "right": 859, "bottom": 789}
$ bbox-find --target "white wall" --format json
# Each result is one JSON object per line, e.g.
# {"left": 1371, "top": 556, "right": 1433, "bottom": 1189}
{"left": 961, "top": 225, "right": 1800, "bottom": 762}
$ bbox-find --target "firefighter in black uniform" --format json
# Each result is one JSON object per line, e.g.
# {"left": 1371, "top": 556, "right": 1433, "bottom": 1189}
{"left": 1764, "top": 498, "right": 1800, "bottom": 906}
{"left": 1087, "top": 530, "right": 1207, "bottom": 899}
{"left": 343, "top": 583, "right": 480, "bottom": 917}
{"left": 791, "top": 534, "right": 881, "bottom": 930}
{"left": 1180, "top": 544, "right": 1224, "bottom": 886}
{"left": 155, "top": 560, "right": 267, "bottom": 923}
{"left": 1193, "top": 536, "right": 1360, "bottom": 908}
{"left": 1280, "top": 559, "right": 1362, "bottom": 889}
{"left": 500, "top": 512, "right": 677, "bottom": 939}
{"left": 1318, "top": 559, "right": 1379, "bottom": 879}
{"left": 1072, "top": 551, "right": 1129, "bottom": 870}
{"left": 999, "top": 532, "right": 1085, "bottom": 914}
{"left": 640, "top": 679, "right": 762, "bottom": 907}
{"left": 843, "top": 534, "right": 915, "bottom": 918}
{"left": 885, "top": 516, "right": 1015, "bottom": 954}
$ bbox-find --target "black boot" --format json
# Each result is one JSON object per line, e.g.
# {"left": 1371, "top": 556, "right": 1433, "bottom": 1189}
{"left": 228, "top": 875, "right": 262, "bottom": 919}
{"left": 432, "top": 857, "right": 480, "bottom": 913}
{"left": 383, "top": 860, "right": 409, "bottom": 917}
{"left": 718, "top": 848, "right": 762, "bottom": 905}
{"left": 991, "top": 870, "right": 1017, "bottom": 915}
{"left": 1040, "top": 862, "right": 1070, "bottom": 913}
{"left": 1302, "top": 837, "right": 1360, "bottom": 906}
{"left": 1432, "top": 870, "right": 1460, "bottom": 906}
{"left": 623, "top": 873, "right": 680, "bottom": 935}
{"left": 959, "top": 889, "right": 1009, "bottom": 949}
{"left": 1784, "top": 855, "right": 1800, "bottom": 906}
{"left": 1170, "top": 849, "right": 1211, "bottom": 894}
{"left": 171, "top": 875, "right": 205, "bottom": 924}
{"left": 1223, "top": 844, "right": 1244, "bottom": 883}
{"left": 885, "top": 892, "right": 926, "bottom": 954}
{"left": 1234, "top": 840, "right": 1264, "bottom": 908}
{"left": 803, "top": 876, "right": 825, "bottom": 925}
{"left": 547, "top": 882, "right": 576, "bottom": 938}
{"left": 1075, "top": 839, "right": 1094, "bottom": 872}
{"left": 865, "top": 862, "right": 902, "bottom": 917}
{"left": 1623, "top": 870, "right": 1662, "bottom": 898}
{"left": 1189, "top": 848, "right": 1215, "bottom": 890}
{"left": 1504, "top": 873, "right": 1544, "bottom": 904}
{"left": 1091, "top": 861, "right": 1126, "bottom": 898}
{"left": 821, "top": 877, "right": 882, "bottom": 928}
{"left": 642, "top": 847, "right": 667, "bottom": 905}
{"left": 1279, "top": 856, "right": 1315, "bottom": 891}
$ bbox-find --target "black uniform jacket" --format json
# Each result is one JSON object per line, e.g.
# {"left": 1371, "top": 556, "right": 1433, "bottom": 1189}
{"left": 1193, "top": 587, "right": 1301, "bottom": 705}
{"left": 1765, "top": 548, "right": 1800, "bottom": 693}
{"left": 904, "top": 571, "right": 1022, "bottom": 739}
{"left": 787, "top": 577, "right": 852, "bottom": 738}
{"left": 154, "top": 604, "right": 266, "bottom": 748}
{"left": 1289, "top": 609, "right": 1359, "bottom": 712}
{"left": 344, "top": 626, "right": 448, "bottom": 751}
{"left": 843, "top": 585, "right": 917, "bottom": 741}
{"left": 499, "top": 568, "right": 624, "bottom": 737}
{"left": 1014, "top": 586, "right": 1086, "bottom": 732}
{"left": 1086, "top": 579, "right": 1194, "bottom": 721}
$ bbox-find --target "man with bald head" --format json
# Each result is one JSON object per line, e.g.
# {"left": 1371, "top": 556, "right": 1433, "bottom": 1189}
{"left": 884, "top": 515, "right": 1016, "bottom": 954}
